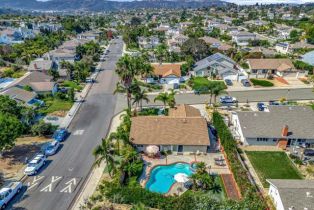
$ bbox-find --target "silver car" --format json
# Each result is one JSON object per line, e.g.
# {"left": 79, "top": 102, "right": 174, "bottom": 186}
{"left": 44, "top": 141, "right": 60, "bottom": 156}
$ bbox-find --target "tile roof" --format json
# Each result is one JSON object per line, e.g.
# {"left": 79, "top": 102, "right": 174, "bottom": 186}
{"left": 236, "top": 106, "right": 314, "bottom": 139}
{"left": 247, "top": 59, "right": 295, "bottom": 71}
{"left": 151, "top": 63, "right": 182, "bottom": 78}
{"left": 267, "top": 179, "right": 314, "bottom": 210}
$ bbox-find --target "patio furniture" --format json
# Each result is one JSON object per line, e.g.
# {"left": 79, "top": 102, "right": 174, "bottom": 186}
{"left": 215, "top": 161, "right": 226, "bottom": 166}
{"left": 214, "top": 156, "right": 224, "bottom": 161}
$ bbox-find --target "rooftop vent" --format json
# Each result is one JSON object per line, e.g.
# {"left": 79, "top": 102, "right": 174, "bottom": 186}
{"left": 306, "top": 192, "right": 312, "bottom": 197}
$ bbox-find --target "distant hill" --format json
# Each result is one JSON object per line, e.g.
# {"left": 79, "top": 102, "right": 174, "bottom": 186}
{"left": 0, "top": 0, "right": 229, "bottom": 12}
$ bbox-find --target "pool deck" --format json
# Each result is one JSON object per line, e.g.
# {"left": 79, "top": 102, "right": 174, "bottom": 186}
{"left": 140, "top": 153, "right": 231, "bottom": 193}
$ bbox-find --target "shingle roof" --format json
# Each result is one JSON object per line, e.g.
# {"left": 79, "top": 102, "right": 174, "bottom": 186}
{"left": 130, "top": 104, "right": 209, "bottom": 146}
{"left": 267, "top": 179, "right": 314, "bottom": 210}
{"left": 247, "top": 59, "right": 295, "bottom": 71}
{"left": 130, "top": 117, "right": 209, "bottom": 146}
{"left": 2, "top": 87, "right": 36, "bottom": 103}
{"left": 28, "top": 60, "right": 53, "bottom": 71}
{"left": 236, "top": 106, "right": 314, "bottom": 139}
{"left": 30, "top": 82, "right": 55, "bottom": 92}
{"left": 151, "top": 63, "right": 182, "bottom": 78}
{"left": 168, "top": 104, "right": 201, "bottom": 118}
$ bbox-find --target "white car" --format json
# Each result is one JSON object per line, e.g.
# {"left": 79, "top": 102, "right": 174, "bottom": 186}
{"left": 44, "top": 141, "right": 60, "bottom": 156}
{"left": 24, "top": 154, "right": 46, "bottom": 176}
{"left": 219, "top": 96, "right": 237, "bottom": 104}
{"left": 0, "top": 182, "right": 22, "bottom": 209}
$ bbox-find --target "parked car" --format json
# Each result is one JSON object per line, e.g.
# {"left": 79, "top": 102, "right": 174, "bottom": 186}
{"left": 257, "top": 102, "right": 266, "bottom": 111}
{"left": 304, "top": 149, "right": 314, "bottom": 157}
{"left": 0, "top": 182, "right": 23, "bottom": 209}
{"left": 241, "top": 79, "right": 251, "bottom": 87}
{"left": 224, "top": 79, "right": 233, "bottom": 86}
{"left": 53, "top": 128, "right": 69, "bottom": 142}
{"left": 24, "top": 154, "right": 46, "bottom": 176}
{"left": 269, "top": 100, "right": 280, "bottom": 105}
{"left": 219, "top": 96, "right": 237, "bottom": 104}
{"left": 44, "top": 141, "right": 60, "bottom": 156}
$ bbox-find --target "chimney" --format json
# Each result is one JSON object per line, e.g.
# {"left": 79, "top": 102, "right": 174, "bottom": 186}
{"left": 282, "top": 125, "right": 289, "bottom": 137}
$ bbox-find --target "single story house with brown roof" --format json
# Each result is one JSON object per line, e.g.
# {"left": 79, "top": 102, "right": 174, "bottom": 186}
{"left": 247, "top": 58, "right": 305, "bottom": 77}
{"left": 29, "top": 82, "right": 58, "bottom": 95}
{"left": 28, "top": 59, "right": 54, "bottom": 72}
{"left": 130, "top": 105, "right": 210, "bottom": 154}
{"left": 147, "top": 63, "right": 182, "bottom": 85}
{"left": 200, "top": 36, "right": 232, "bottom": 52}
{"left": 2, "top": 87, "right": 37, "bottom": 105}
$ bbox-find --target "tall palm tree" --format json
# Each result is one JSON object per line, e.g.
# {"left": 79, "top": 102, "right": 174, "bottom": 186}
{"left": 93, "top": 138, "right": 117, "bottom": 177}
{"left": 213, "top": 86, "right": 227, "bottom": 104}
{"left": 154, "top": 92, "right": 170, "bottom": 109}
{"left": 132, "top": 89, "right": 149, "bottom": 111}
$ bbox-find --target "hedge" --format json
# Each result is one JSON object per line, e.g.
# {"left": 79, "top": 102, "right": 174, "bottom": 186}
{"left": 212, "top": 112, "right": 267, "bottom": 209}
{"left": 250, "top": 79, "right": 274, "bottom": 87}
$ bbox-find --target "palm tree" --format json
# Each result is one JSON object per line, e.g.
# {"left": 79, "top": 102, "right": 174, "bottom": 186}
{"left": 213, "top": 86, "right": 227, "bottom": 104}
{"left": 195, "top": 162, "right": 207, "bottom": 174}
{"left": 168, "top": 89, "right": 176, "bottom": 108}
{"left": 93, "top": 138, "right": 117, "bottom": 177}
{"left": 132, "top": 89, "right": 149, "bottom": 111}
{"left": 154, "top": 92, "right": 170, "bottom": 109}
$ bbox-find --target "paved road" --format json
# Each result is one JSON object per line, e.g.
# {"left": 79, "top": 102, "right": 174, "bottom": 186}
{"left": 115, "top": 87, "right": 314, "bottom": 110}
{"left": 11, "top": 38, "right": 123, "bottom": 210}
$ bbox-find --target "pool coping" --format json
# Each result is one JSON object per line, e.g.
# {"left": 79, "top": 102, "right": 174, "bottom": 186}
{"left": 143, "top": 161, "right": 196, "bottom": 195}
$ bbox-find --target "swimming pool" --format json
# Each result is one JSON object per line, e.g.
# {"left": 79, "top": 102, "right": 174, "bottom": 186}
{"left": 145, "top": 162, "right": 193, "bottom": 194}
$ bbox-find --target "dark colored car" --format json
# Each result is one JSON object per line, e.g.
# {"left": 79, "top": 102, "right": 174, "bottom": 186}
{"left": 269, "top": 100, "right": 280, "bottom": 105}
{"left": 53, "top": 128, "right": 69, "bottom": 142}
{"left": 257, "top": 102, "right": 266, "bottom": 111}
{"left": 224, "top": 79, "right": 233, "bottom": 86}
{"left": 241, "top": 79, "right": 251, "bottom": 87}
{"left": 304, "top": 149, "right": 314, "bottom": 157}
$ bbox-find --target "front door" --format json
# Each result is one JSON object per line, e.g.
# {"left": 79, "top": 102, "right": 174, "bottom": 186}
{"left": 178, "top": 145, "right": 183, "bottom": 152}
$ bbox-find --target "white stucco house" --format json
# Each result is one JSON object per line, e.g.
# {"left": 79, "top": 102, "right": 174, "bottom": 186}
{"left": 147, "top": 63, "right": 182, "bottom": 85}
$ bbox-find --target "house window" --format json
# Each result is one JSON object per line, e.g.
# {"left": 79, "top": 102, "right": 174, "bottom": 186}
{"left": 137, "top": 145, "right": 143, "bottom": 148}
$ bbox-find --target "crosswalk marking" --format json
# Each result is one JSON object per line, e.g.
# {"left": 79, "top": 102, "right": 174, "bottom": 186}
{"left": 39, "top": 176, "right": 62, "bottom": 193}
{"left": 73, "top": 130, "right": 84, "bottom": 135}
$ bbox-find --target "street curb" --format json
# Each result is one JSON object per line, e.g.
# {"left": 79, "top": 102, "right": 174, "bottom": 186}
{"left": 68, "top": 111, "right": 123, "bottom": 210}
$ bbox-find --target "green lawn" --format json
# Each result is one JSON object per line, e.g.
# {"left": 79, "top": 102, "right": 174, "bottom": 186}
{"left": 61, "top": 80, "right": 83, "bottom": 91}
{"left": 246, "top": 151, "right": 302, "bottom": 187}
{"left": 38, "top": 98, "right": 73, "bottom": 114}
{"left": 188, "top": 77, "right": 226, "bottom": 93}
{"left": 250, "top": 79, "right": 274, "bottom": 87}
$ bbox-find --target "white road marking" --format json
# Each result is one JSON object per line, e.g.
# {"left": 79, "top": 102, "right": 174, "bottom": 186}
{"left": 60, "top": 178, "right": 77, "bottom": 193}
{"left": 39, "top": 176, "right": 62, "bottom": 192}
{"left": 73, "top": 130, "right": 84, "bottom": 135}
{"left": 27, "top": 176, "right": 44, "bottom": 190}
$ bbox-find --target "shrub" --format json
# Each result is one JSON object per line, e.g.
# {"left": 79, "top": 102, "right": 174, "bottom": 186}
{"left": 31, "top": 120, "right": 57, "bottom": 136}
{"left": 250, "top": 79, "right": 274, "bottom": 87}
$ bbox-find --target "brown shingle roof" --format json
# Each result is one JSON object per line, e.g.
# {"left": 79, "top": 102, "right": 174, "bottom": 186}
{"left": 168, "top": 104, "right": 201, "bottom": 118}
{"left": 247, "top": 59, "right": 294, "bottom": 71}
{"left": 30, "top": 82, "right": 55, "bottom": 92}
{"left": 2, "top": 87, "right": 36, "bottom": 103}
{"left": 151, "top": 63, "right": 182, "bottom": 78}
{"left": 130, "top": 116, "right": 209, "bottom": 146}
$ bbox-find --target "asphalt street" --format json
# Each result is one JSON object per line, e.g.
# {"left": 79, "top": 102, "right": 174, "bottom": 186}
{"left": 115, "top": 87, "right": 314, "bottom": 110}
{"left": 11, "top": 38, "right": 123, "bottom": 210}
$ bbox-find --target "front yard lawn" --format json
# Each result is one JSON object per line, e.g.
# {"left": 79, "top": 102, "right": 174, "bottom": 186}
{"left": 250, "top": 79, "right": 274, "bottom": 87}
{"left": 61, "top": 80, "right": 83, "bottom": 91}
{"left": 38, "top": 98, "right": 73, "bottom": 115}
{"left": 246, "top": 151, "right": 303, "bottom": 187}
{"left": 188, "top": 77, "right": 226, "bottom": 93}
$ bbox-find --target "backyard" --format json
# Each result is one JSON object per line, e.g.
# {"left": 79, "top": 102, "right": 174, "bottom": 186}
{"left": 246, "top": 151, "right": 303, "bottom": 187}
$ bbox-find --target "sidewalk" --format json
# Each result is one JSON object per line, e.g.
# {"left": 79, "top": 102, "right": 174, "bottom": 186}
{"left": 71, "top": 112, "right": 124, "bottom": 210}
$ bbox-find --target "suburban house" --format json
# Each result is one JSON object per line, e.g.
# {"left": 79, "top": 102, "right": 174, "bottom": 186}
{"left": 28, "top": 59, "right": 54, "bottom": 72}
{"left": 44, "top": 48, "right": 77, "bottom": 65}
{"left": 200, "top": 36, "right": 232, "bottom": 52}
{"left": 244, "top": 20, "right": 268, "bottom": 27}
{"left": 29, "top": 82, "right": 58, "bottom": 95}
{"left": 231, "top": 106, "right": 314, "bottom": 148}
{"left": 180, "top": 21, "right": 193, "bottom": 29}
{"left": 232, "top": 32, "right": 257, "bottom": 46}
{"left": 247, "top": 58, "right": 305, "bottom": 77}
{"left": 0, "top": 28, "right": 23, "bottom": 44}
{"left": 267, "top": 179, "right": 314, "bottom": 210}
{"left": 77, "top": 31, "right": 100, "bottom": 40}
{"left": 192, "top": 53, "right": 246, "bottom": 81}
{"left": 147, "top": 63, "right": 182, "bottom": 85}
{"left": 2, "top": 87, "right": 39, "bottom": 106}
{"left": 167, "top": 34, "right": 189, "bottom": 47}
{"left": 275, "top": 24, "right": 294, "bottom": 39}
{"left": 59, "top": 39, "right": 89, "bottom": 51}
{"left": 130, "top": 104, "right": 210, "bottom": 154}
{"left": 275, "top": 42, "right": 290, "bottom": 54}
{"left": 138, "top": 36, "right": 160, "bottom": 49}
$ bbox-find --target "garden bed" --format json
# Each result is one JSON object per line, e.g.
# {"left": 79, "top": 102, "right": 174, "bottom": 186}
{"left": 246, "top": 151, "right": 303, "bottom": 187}
{"left": 250, "top": 79, "right": 274, "bottom": 87}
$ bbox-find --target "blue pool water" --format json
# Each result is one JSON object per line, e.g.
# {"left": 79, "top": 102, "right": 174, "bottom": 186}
{"left": 145, "top": 162, "right": 193, "bottom": 194}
